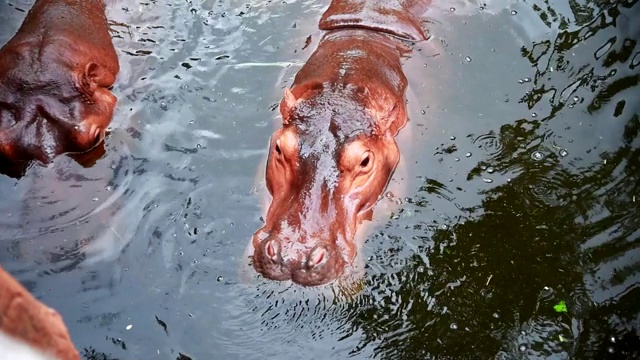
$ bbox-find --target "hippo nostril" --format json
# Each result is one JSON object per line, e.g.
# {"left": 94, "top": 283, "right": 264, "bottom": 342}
{"left": 265, "top": 239, "right": 280, "bottom": 263}
{"left": 306, "top": 246, "right": 328, "bottom": 269}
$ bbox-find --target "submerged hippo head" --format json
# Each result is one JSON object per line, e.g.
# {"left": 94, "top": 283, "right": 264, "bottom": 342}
{"left": 0, "top": 11, "right": 118, "bottom": 164}
{"left": 252, "top": 85, "right": 406, "bottom": 286}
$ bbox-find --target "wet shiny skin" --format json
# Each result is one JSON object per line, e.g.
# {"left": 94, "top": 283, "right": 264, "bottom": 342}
{"left": 251, "top": 30, "right": 409, "bottom": 286}
{"left": 0, "top": 0, "right": 118, "bottom": 164}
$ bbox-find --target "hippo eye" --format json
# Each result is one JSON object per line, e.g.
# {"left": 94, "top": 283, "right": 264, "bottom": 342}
{"left": 359, "top": 151, "right": 372, "bottom": 171}
{"left": 275, "top": 140, "right": 281, "bottom": 155}
{"left": 360, "top": 155, "right": 369, "bottom": 168}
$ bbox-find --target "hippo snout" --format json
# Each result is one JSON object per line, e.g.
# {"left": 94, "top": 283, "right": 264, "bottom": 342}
{"left": 251, "top": 230, "right": 347, "bottom": 286}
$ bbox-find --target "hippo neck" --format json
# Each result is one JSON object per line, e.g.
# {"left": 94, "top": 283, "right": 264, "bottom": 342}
{"left": 288, "top": 29, "right": 409, "bottom": 134}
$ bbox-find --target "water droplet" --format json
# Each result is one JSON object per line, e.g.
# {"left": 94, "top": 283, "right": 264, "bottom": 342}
{"left": 519, "top": 344, "right": 527, "bottom": 351}
{"left": 92, "top": 197, "right": 99, "bottom": 202}
{"left": 188, "top": 119, "right": 195, "bottom": 124}
{"left": 487, "top": 167, "right": 495, "bottom": 174}
{"left": 450, "top": 136, "right": 456, "bottom": 141}
{"left": 217, "top": 276, "right": 224, "bottom": 282}
{"left": 573, "top": 96, "right": 580, "bottom": 102}
{"left": 493, "top": 312, "right": 500, "bottom": 319}
{"left": 531, "top": 151, "right": 545, "bottom": 161}
{"left": 483, "top": 178, "right": 493, "bottom": 183}
{"left": 511, "top": 10, "right": 518, "bottom": 15}
{"left": 385, "top": 191, "right": 394, "bottom": 199}
{"left": 524, "top": 77, "right": 531, "bottom": 82}
{"left": 192, "top": 259, "right": 198, "bottom": 264}
{"left": 465, "top": 152, "right": 472, "bottom": 158}
{"left": 610, "top": 336, "right": 617, "bottom": 343}
{"left": 440, "top": 224, "right": 449, "bottom": 230}
{"left": 450, "top": 323, "right": 458, "bottom": 330}
{"left": 559, "top": 149, "right": 569, "bottom": 157}
{"left": 454, "top": 157, "right": 460, "bottom": 162}
{"left": 518, "top": 79, "right": 524, "bottom": 84}
{"left": 160, "top": 101, "right": 168, "bottom": 111}
{"left": 126, "top": 324, "right": 133, "bottom": 330}
{"left": 465, "top": 56, "right": 472, "bottom": 62}
{"left": 196, "top": 144, "right": 202, "bottom": 149}
{"left": 608, "top": 347, "right": 615, "bottom": 354}
{"left": 105, "top": 186, "right": 112, "bottom": 191}
{"left": 417, "top": 266, "right": 425, "bottom": 273}
{"left": 179, "top": 251, "right": 184, "bottom": 256}
{"left": 421, "top": 110, "right": 426, "bottom": 115}
{"left": 531, "top": 112, "right": 538, "bottom": 117}
{"left": 450, "top": 7, "right": 456, "bottom": 12}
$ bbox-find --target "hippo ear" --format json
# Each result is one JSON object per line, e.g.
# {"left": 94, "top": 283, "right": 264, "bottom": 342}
{"left": 376, "top": 101, "right": 405, "bottom": 137}
{"left": 75, "top": 63, "right": 101, "bottom": 99}
{"left": 77, "top": 63, "right": 115, "bottom": 100}
{"left": 279, "top": 88, "right": 298, "bottom": 125}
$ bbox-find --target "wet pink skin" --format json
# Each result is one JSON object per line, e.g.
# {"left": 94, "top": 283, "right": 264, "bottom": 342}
{"left": 250, "top": 0, "right": 431, "bottom": 287}
{"left": 251, "top": 28, "right": 417, "bottom": 286}
{"left": 0, "top": 0, "right": 119, "bottom": 165}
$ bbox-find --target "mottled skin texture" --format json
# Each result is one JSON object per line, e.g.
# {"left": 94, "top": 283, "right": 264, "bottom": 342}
{"left": 0, "top": 265, "right": 79, "bottom": 360}
{"left": 251, "top": 0, "right": 430, "bottom": 287}
{"left": 0, "top": 0, "right": 119, "bottom": 164}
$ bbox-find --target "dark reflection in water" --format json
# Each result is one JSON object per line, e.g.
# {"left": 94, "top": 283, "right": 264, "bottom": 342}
{"left": 0, "top": 0, "right": 639, "bottom": 359}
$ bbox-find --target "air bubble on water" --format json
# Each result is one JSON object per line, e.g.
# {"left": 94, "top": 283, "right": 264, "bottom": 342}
{"left": 196, "top": 144, "right": 202, "bottom": 149}
{"left": 511, "top": 10, "right": 518, "bottom": 15}
{"left": 524, "top": 77, "right": 531, "bottom": 82}
{"left": 480, "top": 165, "right": 487, "bottom": 170}
{"left": 160, "top": 101, "right": 168, "bottom": 110}
{"left": 440, "top": 224, "right": 448, "bottom": 230}
{"left": 559, "top": 149, "right": 569, "bottom": 157}
{"left": 385, "top": 191, "right": 394, "bottom": 199}
{"left": 188, "top": 119, "right": 195, "bottom": 124}
{"left": 455, "top": 157, "right": 460, "bottom": 162}
{"left": 519, "top": 344, "right": 527, "bottom": 351}
{"left": 531, "top": 151, "right": 545, "bottom": 161}
{"left": 217, "top": 276, "right": 224, "bottom": 282}
{"left": 450, "top": 136, "right": 456, "bottom": 141}
{"left": 568, "top": 104, "right": 574, "bottom": 108}
{"left": 573, "top": 96, "right": 580, "bottom": 102}
{"left": 92, "top": 197, "right": 99, "bottom": 202}
{"left": 193, "top": 259, "right": 198, "bottom": 264}
{"left": 487, "top": 166, "right": 495, "bottom": 174}
{"left": 179, "top": 251, "right": 184, "bottom": 256}
{"left": 483, "top": 178, "right": 493, "bottom": 183}
{"left": 450, "top": 323, "right": 458, "bottom": 330}
{"left": 465, "top": 152, "right": 472, "bottom": 158}
{"left": 417, "top": 266, "right": 425, "bottom": 273}
{"left": 421, "top": 110, "right": 426, "bottom": 115}
{"left": 450, "top": 7, "right": 456, "bottom": 12}
{"left": 531, "top": 112, "right": 538, "bottom": 118}
{"left": 465, "top": 56, "right": 472, "bottom": 62}
{"left": 518, "top": 79, "right": 524, "bottom": 84}
{"left": 105, "top": 186, "right": 112, "bottom": 191}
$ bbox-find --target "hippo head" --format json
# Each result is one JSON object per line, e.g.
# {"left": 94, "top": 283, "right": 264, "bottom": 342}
{"left": 0, "top": 37, "right": 118, "bottom": 164}
{"left": 252, "top": 85, "right": 406, "bottom": 286}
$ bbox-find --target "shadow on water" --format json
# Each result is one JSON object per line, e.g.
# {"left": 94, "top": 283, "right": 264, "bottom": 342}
{"left": 0, "top": 0, "right": 639, "bottom": 359}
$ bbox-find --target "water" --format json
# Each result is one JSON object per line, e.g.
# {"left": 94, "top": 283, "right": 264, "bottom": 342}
{"left": 1, "top": 0, "right": 639, "bottom": 359}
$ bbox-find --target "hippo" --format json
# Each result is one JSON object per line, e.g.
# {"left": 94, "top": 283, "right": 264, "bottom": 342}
{"left": 0, "top": 0, "right": 119, "bottom": 164}
{"left": 0, "top": 265, "right": 79, "bottom": 360}
{"left": 250, "top": 0, "right": 431, "bottom": 286}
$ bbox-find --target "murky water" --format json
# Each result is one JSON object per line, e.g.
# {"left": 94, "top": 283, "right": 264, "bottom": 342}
{"left": 1, "top": 0, "right": 639, "bottom": 359}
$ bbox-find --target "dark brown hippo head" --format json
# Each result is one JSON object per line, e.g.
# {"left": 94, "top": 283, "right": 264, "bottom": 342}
{"left": 252, "top": 85, "right": 406, "bottom": 286}
{"left": 0, "top": 0, "right": 119, "bottom": 165}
